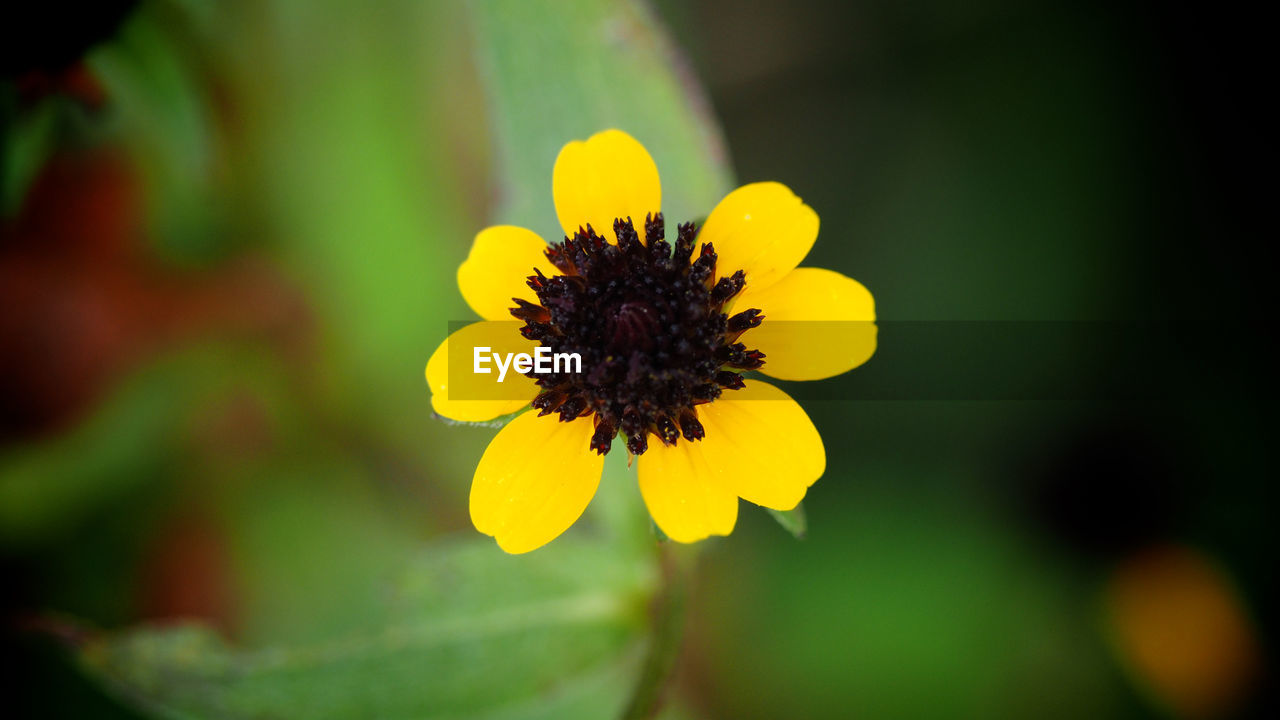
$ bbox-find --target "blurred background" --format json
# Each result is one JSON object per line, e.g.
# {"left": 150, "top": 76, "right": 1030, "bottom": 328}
{"left": 1, "top": 1, "right": 1272, "bottom": 718}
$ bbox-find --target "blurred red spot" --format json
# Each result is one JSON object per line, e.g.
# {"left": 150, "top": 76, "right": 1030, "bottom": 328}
{"left": 136, "top": 512, "right": 238, "bottom": 634}
{"left": 13, "top": 62, "right": 108, "bottom": 108}
{"left": 0, "top": 151, "right": 143, "bottom": 440}
{"left": 1105, "top": 545, "right": 1260, "bottom": 719}
{"left": 0, "top": 149, "right": 310, "bottom": 444}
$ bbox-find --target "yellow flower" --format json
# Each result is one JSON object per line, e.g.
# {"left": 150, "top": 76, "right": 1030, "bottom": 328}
{"left": 426, "top": 129, "right": 876, "bottom": 553}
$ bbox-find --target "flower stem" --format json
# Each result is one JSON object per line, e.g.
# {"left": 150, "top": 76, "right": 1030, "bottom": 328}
{"left": 620, "top": 544, "right": 695, "bottom": 720}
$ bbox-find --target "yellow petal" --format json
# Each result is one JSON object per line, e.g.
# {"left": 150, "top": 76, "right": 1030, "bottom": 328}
{"left": 734, "top": 267, "right": 877, "bottom": 381}
{"left": 695, "top": 380, "right": 825, "bottom": 510}
{"left": 552, "top": 129, "right": 661, "bottom": 242}
{"left": 458, "top": 225, "right": 555, "bottom": 321}
{"left": 699, "top": 182, "right": 818, "bottom": 292}
{"left": 469, "top": 412, "right": 604, "bottom": 553}
{"left": 424, "top": 322, "right": 537, "bottom": 422}
{"left": 637, "top": 441, "right": 738, "bottom": 543}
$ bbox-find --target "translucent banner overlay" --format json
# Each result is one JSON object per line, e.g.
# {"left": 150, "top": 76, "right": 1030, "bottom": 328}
{"left": 438, "top": 320, "right": 1196, "bottom": 403}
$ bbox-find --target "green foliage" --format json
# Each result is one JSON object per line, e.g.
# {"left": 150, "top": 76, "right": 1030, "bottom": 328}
{"left": 470, "top": 0, "right": 733, "bottom": 233}
{"left": 78, "top": 539, "right": 656, "bottom": 720}
{"left": 766, "top": 503, "right": 807, "bottom": 539}
{"left": 89, "top": 3, "right": 224, "bottom": 265}
{"left": 695, "top": 481, "right": 1120, "bottom": 719}
{"left": 0, "top": 346, "right": 290, "bottom": 547}
{"left": 1, "top": 88, "right": 59, "bottom": 216}
{"left": 207, "top": 0, "right": 468, "bottom": 439}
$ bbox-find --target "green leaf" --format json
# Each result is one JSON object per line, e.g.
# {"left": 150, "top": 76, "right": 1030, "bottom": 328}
{"left": 470, "top": 0, "right": 734, "bottom": 234}
{"left": 767, "top": 503, "right": 808, "bottom": 539}
{"left": 0, "top": 345, "right": 292, "bottom": 547}
{"left": 89, "top": 5, "right": 225, "bottom": 265}
{"left": 1, "top": 89, "right": 58, "bottom": 216}
{"left": 77, "top": 538, "right": 657, "bottom": 720}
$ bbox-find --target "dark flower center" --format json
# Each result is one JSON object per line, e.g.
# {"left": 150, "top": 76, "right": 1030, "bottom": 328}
{"left": 511, "top": 213, "right": 764, "bottom": 456}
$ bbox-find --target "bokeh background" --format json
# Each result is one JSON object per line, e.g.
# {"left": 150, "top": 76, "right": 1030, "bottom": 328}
{"left": 2, "top": 1, "right": 1271, "bottom": 718}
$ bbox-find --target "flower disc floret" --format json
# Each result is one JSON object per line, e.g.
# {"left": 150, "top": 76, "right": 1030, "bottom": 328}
{"left": 514, "top": 213, "right": 764, "bottom": 456}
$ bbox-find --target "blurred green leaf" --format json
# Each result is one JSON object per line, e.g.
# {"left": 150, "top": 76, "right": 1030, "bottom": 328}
{"left": 0, "top": 345, "right": 290, "bottom": 547}
{"left": 1, "top": 90, "right": 58, "bottom": 216}
{"left": 78, "top": 539, "right": 655, "bottom": 720}
{"left": 766, "top": 503, "right": 807, "bottom": 539}
{"left": 0, "top": 364, "right": 170, "bottom": 545}
{"left": 696, "top": 482, "right": 1122, "bottom": 719}
{"left": 471, "top": 0, "right": 734, "bottom": 234}
{"left": 214, "top": 0, "right": 467, "bottom": 446}
{"left": 89, "top": 4, "right": 225, "bottom": 265}
{"left": 215, "top": 456, "right": 427, "bottom": 647}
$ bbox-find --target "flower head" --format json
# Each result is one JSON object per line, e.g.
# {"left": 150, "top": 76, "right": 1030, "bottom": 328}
{"left": 427, "top": 129, "right": 875, "bottom": 553}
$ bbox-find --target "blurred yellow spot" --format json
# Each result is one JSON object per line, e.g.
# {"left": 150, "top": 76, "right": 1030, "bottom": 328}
{"left": 1105, "top": 545, "right": 1259, "bottom": 719}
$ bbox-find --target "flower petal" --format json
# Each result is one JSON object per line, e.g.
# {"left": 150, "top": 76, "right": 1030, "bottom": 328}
{"left": 734, "top": 267, "right": 877, "bottom": 381}
{"left": 637, "top": 441, "right": 738, "bottom": 543}
{"left": 458, "top": 225, "right": 555, "bottom": 321}
{"left": 469, "top": 412, "right": 603, "bottom": 553}
{"left": 552, "top": 129, "right": 661, "bottom": 242}
{"left": 699, "top": 182, "right": 818, "bottom": 292}
{"left": 425, "top": 322, "right": 537, "bottom": 422}
{"left": 695, "top": 380, "right": 825, "bottom": 510}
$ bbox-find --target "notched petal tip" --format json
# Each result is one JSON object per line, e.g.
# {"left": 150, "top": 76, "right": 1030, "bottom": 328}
{"left": 553, "top": 129, "right": 661, "bottom": 243}
{"left": 700, "top": 182, "right": 819, "bottom": 293}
